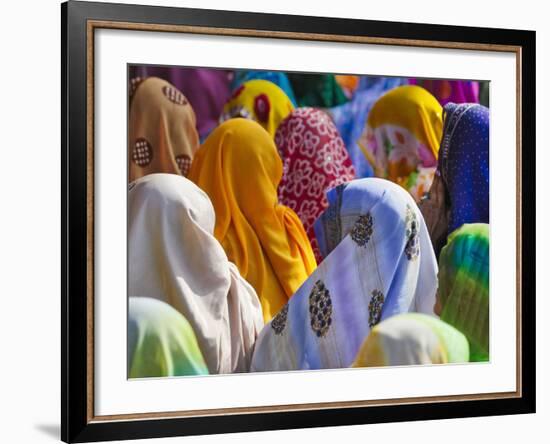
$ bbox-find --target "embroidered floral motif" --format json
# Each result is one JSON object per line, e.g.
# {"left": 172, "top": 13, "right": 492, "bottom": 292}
{"left": 368, "top": 289, "right": 385, "bottom": 328}
{"left": 162, "top": 85, "right": 188, "bottom": 105}
{"left": 309, "top": 280, "right": 333, "bottom": 338}
{"left": 350, "top": 213, "right": 374, "bottom": 247}
{"left": 404, "top": 204, "right": 420, "bottom": 260}
{"left": 175, "top": 154, "right": 192, "bottom": 176}
{"left": 132, "top": 138, "right": 153, "bottom": 167}
{"left": 254, "top": 93, "right": 271, "bottom": 122}
{"left": 271, "top": 304, "right": 289, "bottom": 335}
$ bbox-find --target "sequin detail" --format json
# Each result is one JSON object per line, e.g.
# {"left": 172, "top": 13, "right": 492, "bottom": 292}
{"left": 162, "top": 85, "right": 188, "bottom": 105}
{"left": 175, "top": 154, "right": 192, "bottom": 176}
{"left": 271, "top": 304, "right": 289, "bottom": 335}
{"left": 132, "top": 138, "right": 153, "bottom": 167}
{"left": 405, "top": 204, "right": 420, "bottom": 260}
{"left": 309, "top": 280, "right": 333, "bottom": 338}
{"left": 368, "top": 290, "right": 385, "bottom": 328}
{"left": 350, "top": 213, "right": 374, "bottom": 247}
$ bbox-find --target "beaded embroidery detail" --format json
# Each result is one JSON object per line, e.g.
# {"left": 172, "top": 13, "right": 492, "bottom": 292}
{"left": 350, "top": 213, "right": 374, "bottom": 247}
{"left": 271, "top": 304, "right": 289, "bottom": 335}
{"left": 132, "top": 138, "right": 153, "bottom": 167}
{"left": 368, "top": 289, "right": 385, "bottom": 328}
{"left": 404, "top": 204, "right": 420, "bottom": 261}
{"left": 309, "top": 280, "right": 333, "bottom": 338}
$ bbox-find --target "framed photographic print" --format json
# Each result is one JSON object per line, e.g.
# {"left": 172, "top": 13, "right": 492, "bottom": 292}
{"left": 61, "top": 0, "right": 536, "bottom": 442}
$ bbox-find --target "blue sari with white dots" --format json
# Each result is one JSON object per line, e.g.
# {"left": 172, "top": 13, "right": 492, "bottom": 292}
{"left": 439, "top": 103, "right": 489, "bottom": 234}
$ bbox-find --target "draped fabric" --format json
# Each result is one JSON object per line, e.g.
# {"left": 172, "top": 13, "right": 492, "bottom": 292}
{"left": 358, "top": 85, "right": 443, "bottom": 201}
{"left": 129, "top": 77, "right": 200, "bottom": 182}
{"left": 438, "top": 103, "right": 489, "bottom": 234}
{"left": 352, "top": 313, "right": 470, "bottom": 367}
{"left": 409, "top": 78, "right": 480, "bottom": 106}
{"left": 128, "top": 174, "right": 264, "bottom": 374}
{"left": 128, "top": 297, "right": 209, "bottom": 378}
{"left": 129, "top": 66, "right": 232, "bottom": 140}
{"left": 438, "top": 223, "right": 489, "bottom": 362}
{"left": 231, "top": 70, "right": 298, "bottom": 106}
{"left": 220, "top": 79, "right": 295, "bottom": 138}
{"left": 287, "top": 73, "right": 349, "bottom": 108}
{"left": 276, "top": 108, "right": 356, "bottom": 262}
{"left": 251, "top": 178, "right": 438, "bottom": 371}
{"left": 329, "top": 77, "right": 406, "bottom": 178}
{"left": 419, "top": 103, "right": 489, "bottom": 258}
{"left": 188, "top": 119, "right": 317, "bottom": 322}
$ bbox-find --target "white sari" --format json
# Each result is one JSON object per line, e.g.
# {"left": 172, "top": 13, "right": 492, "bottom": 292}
{"left": 129, "top": 173, "right": 264, "bottom": 374}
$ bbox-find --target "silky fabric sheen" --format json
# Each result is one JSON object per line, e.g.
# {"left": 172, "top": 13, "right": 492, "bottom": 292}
{"left": 189, "top": 119, "right": 317, "bottom": 322}
{"left": 128, "top": 174, "right": 264, "bottom": 374}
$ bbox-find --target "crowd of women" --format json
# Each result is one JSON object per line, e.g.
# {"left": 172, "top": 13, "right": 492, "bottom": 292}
{"left": 127, "top": 67, "right": 489, "bottom": 378}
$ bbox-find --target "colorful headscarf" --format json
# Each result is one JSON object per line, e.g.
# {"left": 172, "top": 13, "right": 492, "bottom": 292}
{"left": 220, "top": 79, "right": 295, "bottom": 138}
{"left": 287, "top": 73, "right": 349, "bottom": 108}
{"left": 276, "top": 108, "right": 356, "bottom": 262}
{"left": 128, "top": 297, "right": 209, "bottom": 378}
{"left": 129, "top": 66, "right": 232, "bottom": 140}
{"left": 419, "top": 104, "right": 489, "bottom": 258}
{"left": 352, "top": 313, "right": 470, "bottom": 367}
{"left": 329, "top": 76, "right": 406, "bottom": 178}
{"left": 251, "top": 178, "right": 438, "bottom": 372}
{"left": 128, "top": 174, "right": 264, "bottom": 374}
{"left": 409, "top": 79, "right": 480, "bottom": 106}
{"left": 439, "top": 103, "right": 489, "bottom": 234}
{"left": 231, "top": 70, "right": 297, "bottom": 106}
{"left": 129, "top": 77, "right": 200, "bottom": 182}
{"left": 438, "top": 223, "right": 489, "bottom": 362}
{"left": 188, "top": 119, "right": 317, "bottom": 322}
{"left": 359, "top": 85, "right": 443, "bottom": 201}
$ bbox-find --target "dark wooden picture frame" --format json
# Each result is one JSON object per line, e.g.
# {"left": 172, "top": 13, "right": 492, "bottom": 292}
{"left": 61, "top": 1, "right": 536, "bottom": 442}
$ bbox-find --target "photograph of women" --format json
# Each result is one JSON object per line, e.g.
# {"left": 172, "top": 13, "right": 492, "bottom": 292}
{"left": 127, "top": 66, "right": 489, "bottom": 378}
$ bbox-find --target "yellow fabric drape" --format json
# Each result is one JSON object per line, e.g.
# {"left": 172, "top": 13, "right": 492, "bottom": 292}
{"left": 367, "top": 85, "right": 443, "bottom": 158}
{"left": 189, "top": 119, "right": 317, "bottom": 321}
{"left": 362, "top": 85, "right": 443, "bottom": 201}
{"left": 220, "top": 79, "right": 294, "bottom": 138}
{"left": 129, "top": 77, "right": 199, "bottom": 182}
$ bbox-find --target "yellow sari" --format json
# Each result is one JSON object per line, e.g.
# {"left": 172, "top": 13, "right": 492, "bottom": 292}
{"left": 220, "top": 79, "right": 294, "bottom": 138}
{"left": 189, "top": 119, "right": 317, "bottom": 321}
{"left": 359, "top": 85, "right": 443, "bottom": 201}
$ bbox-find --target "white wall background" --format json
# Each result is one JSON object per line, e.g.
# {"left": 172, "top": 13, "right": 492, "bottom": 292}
{"left": 0, "top": 0, "right": 546, "bottom": 443}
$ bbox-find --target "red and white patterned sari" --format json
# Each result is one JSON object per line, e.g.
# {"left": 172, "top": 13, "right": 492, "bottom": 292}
{"left": 276, "top": 108, "right": 356, "bottom": 262}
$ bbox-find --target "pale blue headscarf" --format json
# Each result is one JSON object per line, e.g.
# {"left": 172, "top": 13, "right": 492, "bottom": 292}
{"left": 251, "top": 178, "right": 438, "bottom": 372}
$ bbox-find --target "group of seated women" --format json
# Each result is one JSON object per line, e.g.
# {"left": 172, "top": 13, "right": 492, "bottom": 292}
{"left": 127, "top": 68, "right": 489, "bottom": 377}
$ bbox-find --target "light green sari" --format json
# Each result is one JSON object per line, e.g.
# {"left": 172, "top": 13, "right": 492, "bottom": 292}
{"left": 128, "top": 297, "right": 209, "bottom": 378}
{"left": 438, "top": 223, "right": 489, "bottom": 362}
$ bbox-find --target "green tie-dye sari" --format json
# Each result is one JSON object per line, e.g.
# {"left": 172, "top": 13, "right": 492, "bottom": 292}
{"left": 438, "top": 223, "right": 489, "bottom": 362}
